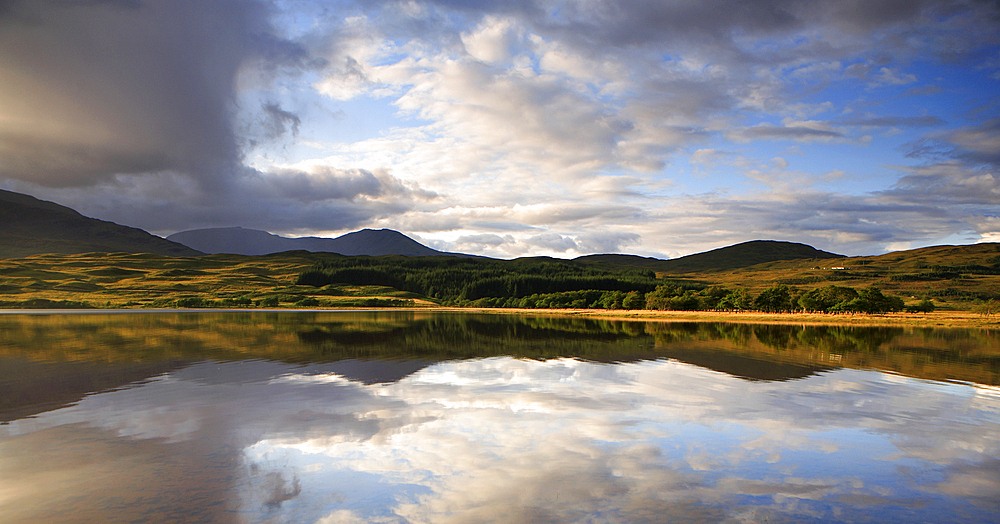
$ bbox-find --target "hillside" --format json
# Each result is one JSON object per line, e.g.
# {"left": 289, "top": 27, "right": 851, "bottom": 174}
{"left": 167, "top": 227, "right": 458, "bottom": 257}
{"left": 573, "top": 241, "right": 841, "bottom": 273}
{"left": 0, "top": 190, "right": 203, "bottom": 258}
{"left": 662, "top": 242, "right": 1000, "bottom": 303}
{"left": 657, "top": 240, "right": 842, "bottom": 273}
{"left": 0, "top": 242, "right": 997, "bottom": 316}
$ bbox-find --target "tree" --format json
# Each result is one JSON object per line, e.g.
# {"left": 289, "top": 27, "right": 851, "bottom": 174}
{"left": 622, "top": 291, "right": 646, "bottom": 310}
{"left": 716, "top": 288, "right": 753, "bottom": 311}
{"left": 798, "top": 285, "right": 858, "bottom": 313}
{"left": 906, "top": 297, "right": 935, "bottom": 313}
{"left": 644, "top": 284, "right": 678, "bottom": 310}
{"left": 974, "top": 298, "right": 999, "bottom": 318}
{"left": 832, "top": 287, "right": 904, "bottom": 314}
{"left": 599, "top": 290, "right": 625, "bottom": 310}
{"left": 755, "top": 285, "right": 792, "bottom": 313}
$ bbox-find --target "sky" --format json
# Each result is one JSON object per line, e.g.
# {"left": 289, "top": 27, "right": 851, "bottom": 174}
{"left": 0, "top": 0, "right": 998, "bottom": 259}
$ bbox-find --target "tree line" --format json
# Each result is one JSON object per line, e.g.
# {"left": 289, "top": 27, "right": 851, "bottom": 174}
{"left": 450, "top": 284, "right": 917, "bottom": 314}
{"left": 297, "top": 257, "right": 925, "bottom": 314}
{"left": 297, "top": 256, "right": 660, "bottom": 302}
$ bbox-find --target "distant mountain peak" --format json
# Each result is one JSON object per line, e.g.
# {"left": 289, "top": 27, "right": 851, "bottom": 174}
{"left": 659, "top": 239, "right": 842, "bottom": 272}
{"left": 167, "top": 226, "right": 456, "bottom": 257}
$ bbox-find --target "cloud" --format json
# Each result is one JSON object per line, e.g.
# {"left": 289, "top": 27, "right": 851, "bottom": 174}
{"left": 0, "top": 0, "right": 308, "bottom": 188}
{"left": 1, "top": 0, "right": 998, "bottom": 256}
{"left": 732, "top": 124, "right": 843, "bottom": 142}
{"left": 839, "top": 116, "right": 946, "bottom": 127}
{"left": 446, "top": 229, "right": 640, "bottom": 258}
{"left": 880, "top": 162, "right": 1000, "bottom": 207}
{"left": 3, "top": 164, "right": 438, "bottom": 236}
{"left": 873, "top": 66, "right": 918, "bottom": 86}
{"left": 945, "top": 117, "right": 1000, "bottom": 166}
{"left": 257, "top": 103, "right": 302, "bottom": 141}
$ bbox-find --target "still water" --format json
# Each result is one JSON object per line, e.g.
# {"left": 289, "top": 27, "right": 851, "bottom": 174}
{"left": 0, "top": 311, "right": 998, "bottom": 523}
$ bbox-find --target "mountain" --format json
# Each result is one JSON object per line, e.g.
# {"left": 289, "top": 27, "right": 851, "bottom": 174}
{"left": 0, "top": 188, "right": 848, "bottom": 267}
{"left": 657, "top": 240, "right": 842, "bottom": 272}
{"left": 0, "top": 189, "right": 203, "bottom": 258}
{"left": 167, "top": 226, "right": 460, "bottom": 257}
{"left": 573, "top": 241, "right": 841, "bottom": 273}
{"left": 573, "top": 254, "right": 667, "bottom": 269}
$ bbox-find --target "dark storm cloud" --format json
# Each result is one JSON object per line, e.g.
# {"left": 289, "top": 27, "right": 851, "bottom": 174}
{"left": 0, "top": 0, "right": 306, "bottom": 188}
{"left": 16, "top": 164, "right": 440, "bottom": 235}
{"left": 256, "top": 103, "right": 302, "bottom": 142}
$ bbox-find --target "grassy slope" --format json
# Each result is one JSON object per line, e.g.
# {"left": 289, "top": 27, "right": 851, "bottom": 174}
{"left": 0, "top": 243, "right": 997, "bottom": 313}
{"left": 0, "top": 251, "right": 431, "bottom": 309}
{"left": 0, "top": 190, "right": 203, "bottom": 258}
{"left": 572, "top": 241, "right": 841, "bottom": 272}
{"left": 669, "top": 242, "right": 1000, "bottom": 302}
{"left": 654, "top": 240, "right": 842, "bottom": 272}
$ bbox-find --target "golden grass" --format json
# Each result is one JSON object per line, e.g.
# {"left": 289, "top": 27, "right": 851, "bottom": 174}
{"left": 2, "top": 248, "right": 998, "bottom": 325}
{"left": 0, "top": 252, "right": 422, "bottom": 308}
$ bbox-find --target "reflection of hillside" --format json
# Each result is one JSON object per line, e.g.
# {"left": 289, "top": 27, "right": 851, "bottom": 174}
{"left": 644, "top": 322, "right": 1000, "bottom": 385}
{"left": 653, "top": 348, "right": 829, "bottom": 381}
{"left": 0, "top": 312, "right": 997, "bottom": 387}
{"left": 0, "top": 357, "right": 190, "bottom": 422}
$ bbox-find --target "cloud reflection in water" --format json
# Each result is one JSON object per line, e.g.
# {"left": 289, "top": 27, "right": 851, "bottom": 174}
{"left": 2, "top": 357, "right": 998, "bottom": 523}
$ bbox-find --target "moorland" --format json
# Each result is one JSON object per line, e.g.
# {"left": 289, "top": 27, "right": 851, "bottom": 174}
{"left": 1, "top": 242, "right": 998, "bottom": 328}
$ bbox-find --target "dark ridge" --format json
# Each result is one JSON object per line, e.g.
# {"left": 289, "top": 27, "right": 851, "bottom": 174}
{"left": 657, "top": 240, "right": 842, "bottom": 273}
{"left": 573, "top": 254, "right": 666, "bottom": 268}
{"left": 167, "top": 226, "right": 470, "bottom": 257}
{"left": 0, "top": 189, "right": 204, "bottom": 258}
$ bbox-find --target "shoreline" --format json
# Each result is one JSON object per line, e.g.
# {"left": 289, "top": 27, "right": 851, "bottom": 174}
{"left": 0, "top": 306, "right": 996, "bottom": 329}
{"left": 429, "top": 307, "right": 999, "bottom": 329}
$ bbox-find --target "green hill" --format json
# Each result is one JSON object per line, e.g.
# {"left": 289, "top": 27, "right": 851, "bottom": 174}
{"left": 573, "top": 241, "right": 841, "bottom": 273}
{"left": 0, "top": 189, "right": 203, "bottom": 258}
{"left": 573, "top": 254, "right": 666, "bottom": 269}
{"left": 657, "top": 240, "right": 842, "bottom": 273}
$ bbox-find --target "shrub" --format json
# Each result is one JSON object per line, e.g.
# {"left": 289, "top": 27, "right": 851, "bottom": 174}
{"left": 174, "top": 297, "right": 206, "bottom": 308}
{"left": 259, "top": 296, "right": 280, "bottom": 308}
{"left": 906, "top": 298, "right": 935, "bottom": 313}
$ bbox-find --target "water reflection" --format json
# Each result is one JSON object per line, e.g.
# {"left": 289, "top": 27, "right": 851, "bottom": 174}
{"left": 0, "top": 312, "right": 998, "bottom": 523}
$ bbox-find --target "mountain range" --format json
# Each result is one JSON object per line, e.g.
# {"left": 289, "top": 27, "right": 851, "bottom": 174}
{"left": 1, "top": 188, "right": 846, "bottom": 268}
{"left": 166, "top": 226, "right": 463, "bottom": 257}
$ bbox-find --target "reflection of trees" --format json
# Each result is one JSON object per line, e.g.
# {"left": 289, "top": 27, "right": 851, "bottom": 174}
{"left": 794, "top": 325, "right": 904, "bottom": 354}
{"left": 296, "top": 314, "right": 657, "bottom": 362}
{"left": 712, "top": 323, "right": 753, "bottom": 347}
{"left": 0, "top": 313, "right": 997, "bottom": 385}
{"left": 753, "top": 324, "right": 796, "bottom": 350}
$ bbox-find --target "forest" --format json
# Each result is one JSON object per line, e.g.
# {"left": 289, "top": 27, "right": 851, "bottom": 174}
{"left": 296, "top": 258, "right": 923, "bottom": 314}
